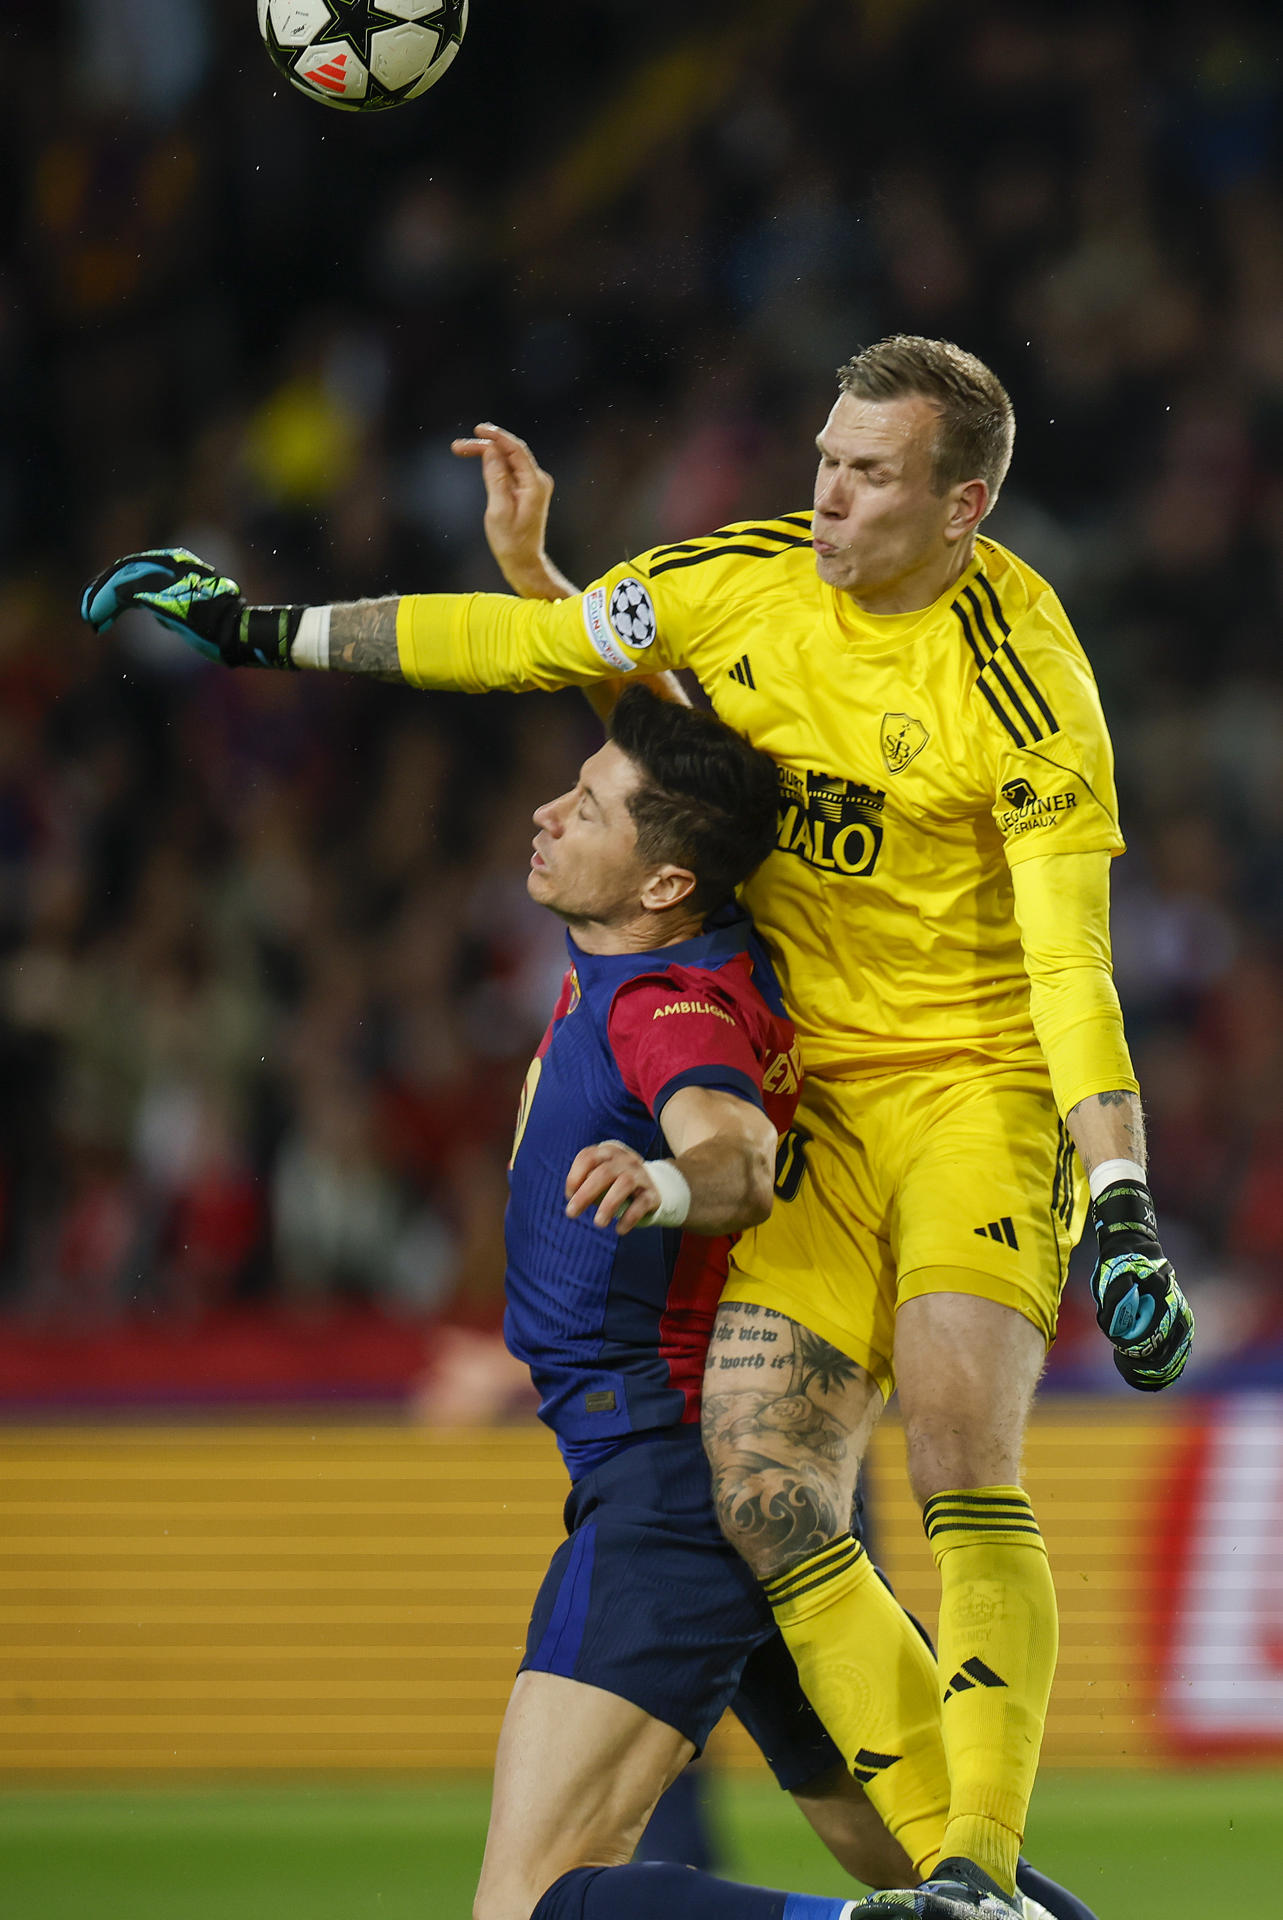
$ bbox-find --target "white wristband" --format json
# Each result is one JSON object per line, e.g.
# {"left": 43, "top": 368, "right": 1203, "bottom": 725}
{"left": 1089, "top": 1157, "right": 1146, "bottom": 1200}
{"left": 290, "top": 604, "right": 332, "bottom": 670}
{"left": 639, "top": 1159, "right": 691, "bottom": 1229}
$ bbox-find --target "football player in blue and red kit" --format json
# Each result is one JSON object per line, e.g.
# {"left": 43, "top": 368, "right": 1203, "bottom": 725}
{"left": 484, "top": 685, "right": 878, "bottom": 1920}
{"left": 473, "top": 688, "right": 1081, "bottom": 1920}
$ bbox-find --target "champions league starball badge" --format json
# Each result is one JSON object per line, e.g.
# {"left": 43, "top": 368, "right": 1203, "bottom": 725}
{"left": 608, "top": 579, "right": 656, "bottom": 649}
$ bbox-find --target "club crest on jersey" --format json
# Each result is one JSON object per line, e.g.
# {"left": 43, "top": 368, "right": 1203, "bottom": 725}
{"left": 775, "top": 768, "right": 885, "bottom": 877}
{"left": 608, "top": 577, "right": 656, "bottom": 649}
{"left": 881, "top": 712, "right": 928, "bottom": 774}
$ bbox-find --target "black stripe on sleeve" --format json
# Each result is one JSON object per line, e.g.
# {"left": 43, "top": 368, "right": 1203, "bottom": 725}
{"left": 974, "top": 571, "right": 1012, "bottom": 637}
{"left": 1002, "top": 642, "right": 1059, "bottom": 736}
{"left": 711, "top": 523, "right": 814, "bottom": 544}
{"left": 975, "top": 676, "right": 1027, "bottom": 747}
{"left": 953, "top": 601, "right": 986, "bottom": 671}
{"left": 974, "top": 575, "right": 1060, "bottom": 735}
{"left": 965, "top": 592, "right": 1042, "bottom": 739}
{"left": 648, "top": 539, "right": 809, "bottom": 577}
{"left": 958, "top": 594, "right": 1041, "bottom": 741}
{"left": 962, "top": 584, "right": 1001, "bottom": 654}
{"left": 648, "top": 523, "right": 812, "bottom": 562}
{"left": 983, "top": 654, "right": 1042, "bottom": 741}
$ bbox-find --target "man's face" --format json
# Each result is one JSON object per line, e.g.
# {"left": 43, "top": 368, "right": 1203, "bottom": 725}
{"left": 811, "top": 391, "right": 968, "bottom": 598}
{"left": 527, "top": 741, "right": 654, "bottom": 926}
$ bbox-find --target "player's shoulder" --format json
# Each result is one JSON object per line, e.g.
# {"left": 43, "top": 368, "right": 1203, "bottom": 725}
{"left": 952, "top": 537, "right": 1104, "bottom": 750}
{"left": 970, "top": 537, "right": 1083, "bottom": 648}
{"left": 610, "top": 955, "right": 744, "bottom": 1016}
{"left": 607, "top": 947, "right": 775, "bottom": 1037}
{"left": 635, "top": 512, "right": 815, "bottom": 588}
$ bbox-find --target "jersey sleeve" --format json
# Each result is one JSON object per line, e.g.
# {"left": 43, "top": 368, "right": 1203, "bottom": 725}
{"left": 1010, "top": 848, "right": 1138, "bottom": 1116}
{"left": 396, "top": 554, "right": 697, "bottom": 694}
{"left": 975, "top": 595, "right": 1126, "bottom": 869}
{"left": 607, "top": 973, "right": 766, "bottom": 1120}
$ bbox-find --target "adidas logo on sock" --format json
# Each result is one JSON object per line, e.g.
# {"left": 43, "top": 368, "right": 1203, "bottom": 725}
{"left": 943, "top": 1655, "right": 1007, "bottom": 1702}
{"left": 849, "top": 1745, "right": 900, "bottom": 1784}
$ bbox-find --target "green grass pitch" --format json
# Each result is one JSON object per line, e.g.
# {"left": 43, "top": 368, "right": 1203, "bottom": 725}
{"left": 0, "top": 1771, "right": 1268, "bottom": 1918}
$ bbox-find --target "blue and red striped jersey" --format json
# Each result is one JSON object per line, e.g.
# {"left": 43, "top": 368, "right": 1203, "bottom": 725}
{"left": 504, "top": 909, "right": 802, "bottom": 1479}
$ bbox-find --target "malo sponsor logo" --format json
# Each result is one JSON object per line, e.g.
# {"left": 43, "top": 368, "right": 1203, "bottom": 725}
{"left": 775, "top": 768, "right": 885, "bottom": 877}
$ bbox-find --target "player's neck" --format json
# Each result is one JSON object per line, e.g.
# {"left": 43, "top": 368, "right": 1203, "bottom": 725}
{"left": 841, "top": 537, "right": 975, "bottom": 616}
{"left": 568, "top": 909, "right": 704, "bottom": 956}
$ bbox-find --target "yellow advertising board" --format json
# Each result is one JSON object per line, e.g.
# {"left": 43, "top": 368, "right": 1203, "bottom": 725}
{"left": 0, "top": 1402, "right": 1265, "bottom": 1779}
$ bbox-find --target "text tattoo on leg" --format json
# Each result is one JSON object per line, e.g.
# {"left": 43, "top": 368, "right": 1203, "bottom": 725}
{"left": 703, "top": 1309, "right": 865, "bottom": 1578}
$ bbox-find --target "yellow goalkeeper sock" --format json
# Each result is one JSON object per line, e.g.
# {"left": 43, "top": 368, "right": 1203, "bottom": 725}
{"left": 764, "top": 1534, "right": 949, "bottom": 1880}
{"left": 925, "top": 1486, "right": 1059, "bottom": 1894}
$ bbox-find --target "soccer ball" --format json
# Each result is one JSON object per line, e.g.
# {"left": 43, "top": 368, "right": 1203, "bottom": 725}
{"left": 257, "top": 0, "right": 468, "bottom": 112}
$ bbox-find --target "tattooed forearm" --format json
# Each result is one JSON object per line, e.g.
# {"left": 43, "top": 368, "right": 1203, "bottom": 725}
{"left": 1066, "top": 1088, "right": 1147, "bottom": 1173}
{"left": 329, "top": 598, "right": 404, "bottom": 679}
{"left": 702, "top": 1303, "right": 876, "bottom": 1580}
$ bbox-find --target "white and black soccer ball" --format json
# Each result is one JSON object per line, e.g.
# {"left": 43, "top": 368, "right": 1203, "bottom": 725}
{"left": 608, "top": 578, "right": 657, "bottom": 649}
{"left": 257, "top": 0, "right": 468, "bottom": 112}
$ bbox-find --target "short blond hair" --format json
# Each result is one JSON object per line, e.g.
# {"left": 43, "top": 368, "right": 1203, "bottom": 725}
{"left": 837, "top": 335, "right": 1015, "bottom": 509}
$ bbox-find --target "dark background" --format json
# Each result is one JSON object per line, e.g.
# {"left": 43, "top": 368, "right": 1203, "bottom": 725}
{"left": 3, "top": 0, "right": 1282, "bottom": 1400}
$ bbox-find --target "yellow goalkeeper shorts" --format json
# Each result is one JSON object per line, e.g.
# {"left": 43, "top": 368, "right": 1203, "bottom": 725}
{"left": 724, "top": 1064, "right": 1088, "bottom": 1396}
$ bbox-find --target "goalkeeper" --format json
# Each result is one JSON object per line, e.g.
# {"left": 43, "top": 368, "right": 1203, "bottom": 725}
{"left": 83, "top": 336, "right": 1192, "bottom": 1920}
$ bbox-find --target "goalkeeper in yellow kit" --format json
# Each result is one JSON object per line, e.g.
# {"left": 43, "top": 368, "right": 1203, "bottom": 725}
{"left": 84, "top": 336, "right": 1192, "bottom": 1920}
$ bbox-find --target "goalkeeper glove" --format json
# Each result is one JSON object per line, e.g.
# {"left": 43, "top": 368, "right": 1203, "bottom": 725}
{"left": 1089, "top": 1176, "right": 1193, "bottom": 1391}
{"left": 81, "top": 548, "right": 303, "bottom": 669}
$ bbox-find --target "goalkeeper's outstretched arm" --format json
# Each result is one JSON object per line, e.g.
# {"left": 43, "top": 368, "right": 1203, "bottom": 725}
{"left": 81, "top": 422, "right": 686, "bottom": 714}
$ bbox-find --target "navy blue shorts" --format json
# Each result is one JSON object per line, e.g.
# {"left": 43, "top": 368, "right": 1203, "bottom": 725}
{"left": 519, "top": 1425, "right": 841, "bottom": 1790}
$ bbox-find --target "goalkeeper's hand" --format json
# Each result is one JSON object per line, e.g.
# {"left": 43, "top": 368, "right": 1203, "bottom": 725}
{"left": 81, "top": 548, "right": 301, "bottom": 669}
{"left": 1089, "top": 1176, "right": 1193, "bottom": 1391}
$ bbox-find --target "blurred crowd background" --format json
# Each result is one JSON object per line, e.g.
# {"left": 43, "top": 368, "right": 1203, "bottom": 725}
{"left": 3, "top": 0, "right": 1283, "bottom": 1398}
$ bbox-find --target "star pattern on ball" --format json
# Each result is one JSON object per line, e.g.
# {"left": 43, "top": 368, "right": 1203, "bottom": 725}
{"left": 310, "top": 0, "right": 414, "bottom": 64}
{"left": 259, "top": 0, "right": 467, "bottom": 110}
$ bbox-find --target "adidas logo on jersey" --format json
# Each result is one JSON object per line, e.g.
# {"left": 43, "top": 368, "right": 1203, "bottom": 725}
{"left": 974, "top": 1216, "right": 1019, "bottom": 1249}
{"left": 728, "top": 655, "right": 756, "bottom": 688}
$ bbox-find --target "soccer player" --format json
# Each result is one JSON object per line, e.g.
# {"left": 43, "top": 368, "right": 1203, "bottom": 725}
{"left": 469, "top": 686, "right": 899, "bottom": 1920}
{"left": 83, "top": 335, "right": 1189, "bottom": 1919}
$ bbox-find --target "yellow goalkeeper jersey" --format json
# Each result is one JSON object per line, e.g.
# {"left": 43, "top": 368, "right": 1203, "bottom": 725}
{"left": 398, "top": 516, "right": 1129, "bottom": 1087}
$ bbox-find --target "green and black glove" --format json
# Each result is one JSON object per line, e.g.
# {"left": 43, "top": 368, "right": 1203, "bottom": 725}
{"left": 81, "top": 548, "right": 303, "bottom": 669}
{"left": 1089, "top": 1176, "right": 1193, "bottom": 1391}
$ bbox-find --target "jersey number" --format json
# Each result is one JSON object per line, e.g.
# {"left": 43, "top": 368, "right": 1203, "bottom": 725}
{"left": 773, "top": 1126, "right": 812, "bottom": 1202}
